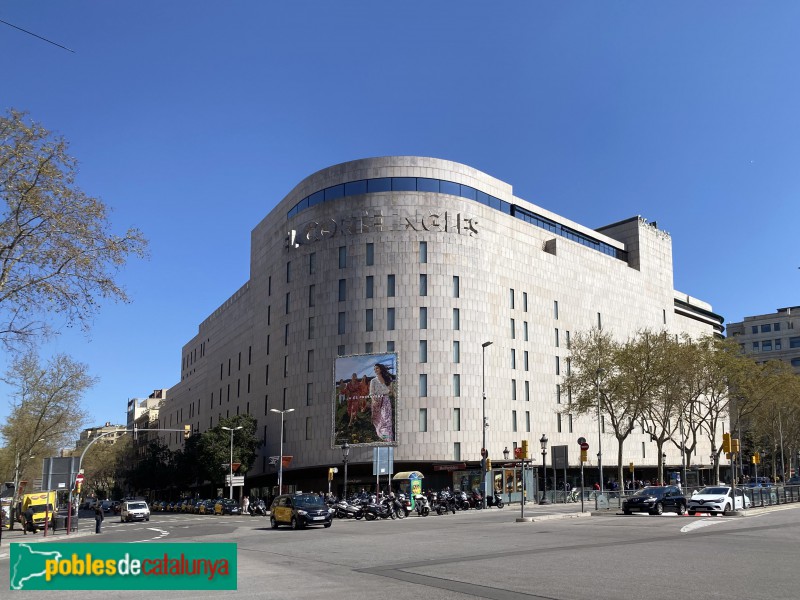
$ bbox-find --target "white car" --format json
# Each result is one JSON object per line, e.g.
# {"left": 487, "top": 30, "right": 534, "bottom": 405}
{"left": 688, "top": 486, "right": 751, "bottom": 516}
{"left": 120, "top": 500, "right": 150, "bottom": 522}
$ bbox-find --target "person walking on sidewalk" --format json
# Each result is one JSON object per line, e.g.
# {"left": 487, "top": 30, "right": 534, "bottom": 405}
{"left": 94, "top": 505, "right": 104, "bottom": 534}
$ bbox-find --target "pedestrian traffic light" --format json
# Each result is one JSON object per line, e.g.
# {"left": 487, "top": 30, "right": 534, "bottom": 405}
{"left": 486, "top": 458, "right": 492, "bottom": 471}
{"left": 722, "top": 433, "right": 731, "bottom": 453}
{"left": 184, "top": 424, "right": 191, "bottom": 440}
{"left": 521, "top": 440, "right": 529, "bottom": 459}
{"left": 731, "top": 438, "right": 740, "bottom": 453}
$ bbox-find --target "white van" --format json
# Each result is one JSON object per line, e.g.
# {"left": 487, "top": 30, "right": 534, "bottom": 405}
{"left": 120, "top": 500, "right": 150, "bottom": 522}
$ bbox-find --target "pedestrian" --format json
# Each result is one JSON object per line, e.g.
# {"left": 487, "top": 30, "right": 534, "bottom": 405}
{"left": 23, "top": 506, "right": 36, "bottom": 535}
{"left": 94, "top": 505, "right": 104, "bottom": 534}
{"left": 242, "top": 495, "right": 250, "bottom": 516}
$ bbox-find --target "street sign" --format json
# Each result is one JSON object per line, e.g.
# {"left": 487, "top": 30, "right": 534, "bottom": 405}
{"left": 577, "top": 437, "right": 586, "bottom": 445}
{"left": 225, "top": 475, "right": 245, "bottom": 486}
{"left": 580, "top": 442, "right": 590, "bottom": 450}
{"left": 75, "top": 473, "right": 84, "bottom": 485}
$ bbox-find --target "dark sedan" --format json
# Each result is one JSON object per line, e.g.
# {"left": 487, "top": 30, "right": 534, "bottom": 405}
{"left": 622, "top": 486, "right": 687, "bottom": 515}
{"left": 270, "top": 493, "right": 333, "bottom": 529}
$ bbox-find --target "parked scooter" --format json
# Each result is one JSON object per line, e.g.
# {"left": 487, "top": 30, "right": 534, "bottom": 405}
{"left": 334, "top": 499, "right": 364, "bottom": 520}
{"left": 486, "top": 491, "right": 505, "bottom": 509}
{"left": 249, "top": 499, "right": 268, "bottom": 516}
{"left": 413, "top": 494, "right": 430, "bottom": 517}
{"left": 364, "top": 497, "right": 395, "bottom": 520}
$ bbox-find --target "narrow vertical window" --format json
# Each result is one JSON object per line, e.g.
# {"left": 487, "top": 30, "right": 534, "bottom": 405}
{"left": 366, "top": 275, "right": 374, "bottom": 299}
{"left": 524, "top": 351, "right": 529, "bottom": 371}
{"left": 286, "top": 260, "right": 291, "bottom": 283}
{"left": 453, "top": 275, "right": 460, "bottom": 298}
{"left": 554, "top": 300, "right": 559, "bottom": 320}
{"left": 337, "top": 345, "right": 345, "bottom": 356}
{"left": 525, "top": 380, "right": 530, "bottom": 401}
{"left": 306, "top": 383, "right": 313, "bottom": 406}
{"left": 419, "top": 274, "right": 427, "bottom": 296}
{"left": 511, "top": 349, "right": 516, "bottom": 369}
{"left": 523, "top": 292, "right": 528, "bottom": 312}
{"left": 366, "top": 242, "right": 374, "bottom": 266}
{"left": 419, "top": 408, "right": 428, "bottom": 432}
{"left": 453, "top": 341, "right": 460, "bottom": 363}
{"left": 454, "top": 442, "right": 461, "bottom": 461}
{"left": 284, "top": 323, "right": 289, "bottom": 345}
{"left": 308, "top": 316, "right": 315, "bottom": 339}
{"left": 309, "top": 252, "right": 316, "bottom": 274}
{"left": 338, "top": 246, "right": 347, "bottom": 269}
{"left": 566, "top": 331, "right": 571, "bottom": 349}
{"left": 307, "top": 349, "right": 314, "bottom": 372}
{"left": 510, "top": 289, "right": 515, "bottom": 309}
{"left": 305, "top": 417, "right": 312, "bottom": 440}
{"left": 338, "top": 312, "right": 345, "bottom": 335}
{"left": 568, "top": 414, "right": 573, "bottom": 433}
{"left": 453, "top": 374, "right": 461, "bottom": 397}
{"left": 338, "top": 279, "right": 346, "bottom": 302}
{"left": 555, "top": 328, "right": 559, "bottom": 347}
{"left": 525, "top": 411, "right": 531, "bottom": 432}
{"left": 268, "top": 275, "right": 272, "bottom": 296}
{"left": 365, "top": 342, "right": 373, "bottom": 354}
{"left": 387, "top": 307, "right": 395, "bottom": 330}
{"left": 283, "top": 356, "right": 288, "bottom": 378}
{"left": 557, "top": 413, "right": 562, "bottom": 433}
{"left": 386, "top": 341, "right": 395, "bottom": 352}
{"left": 309, "top": 284, "right": 315, "bottom": 307}
{"left": 453, "top": 308, "right": 460, "bottom": 330}
{"left": 419, "top": 340, "right": 428, "bottom": 363}
{"left": 642, "top": 441, "right": 646, "bottom": 458}
{"left": 556, "top": 384, "right": 561, "bottom": 404}
{"left": 419, "top": 374, "right": 428, "bottom": 397}
{"left": 366, "top": 309, "right": 373, "bottom": 332}
{"left": 387, "top": 274, "right": 396, "bottom": 297}
{"left": 510, "top": 318, "right": 516, "bottom": 339}
{"left": 512, "top": 410, "right": 518, "bottom": 432}
{"left": 453, "top": 407, "right": 461, "bottom": 431}
{"left": 420, "top": 307, "right": 428, "bottom": 329}
{"left": 511, "top": 379, "right": 517, "bottom": 400}
{"left": 285, "top": 292, "right": 290, "bottom": 314}
{"left": 419, "top": 241, "right": 427, "bottom": 263}
{"left": 663, "top": 308, "right": 667, "bottom": 325}
{"left": 524, "top": 321, "right": 529, "bottom": 341}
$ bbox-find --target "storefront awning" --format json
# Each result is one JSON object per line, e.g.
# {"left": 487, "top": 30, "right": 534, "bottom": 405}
{"left": 392, "top": 471, "right": 424, "bottom": 480}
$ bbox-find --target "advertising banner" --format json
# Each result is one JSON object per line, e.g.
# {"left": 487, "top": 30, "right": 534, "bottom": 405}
{"left": 333, "top": 352, "right": 398, "bottom": 447}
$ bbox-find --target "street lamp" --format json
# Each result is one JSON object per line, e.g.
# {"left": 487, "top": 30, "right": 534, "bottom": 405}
{"left": 221, "top": 426, "right": 243, "bottom": 500}
{"left": 11, "top": 451, "right": 35, "bottom": 531}
{"left": 341, "top": 442, "right": 350, "bottom": 500}
{"left": 539, "top": 434, "right": 548, "bottom": 504}
{"left": 270, "top": 408, "right": 294, "bottom": 494}
{"left": 503, "top": 447, "right": 510, "bottom": 460}
{"left": 662, "top": 452, "right": 667, "bottom": 485}
{"left": 596, "top": 368, "right": 605, "bottom": 498}
{"left": 481, "top": 341, "right": 493, "bottom": 509}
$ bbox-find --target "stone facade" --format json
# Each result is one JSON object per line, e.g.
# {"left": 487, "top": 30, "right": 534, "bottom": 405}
{"left": 158, "top": 157, "right": 724, "bottom": 490}
{"left": 727, "top": 306, "right": 800, "bottom": 373}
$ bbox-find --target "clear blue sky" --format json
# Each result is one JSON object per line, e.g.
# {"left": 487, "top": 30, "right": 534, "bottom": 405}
{"left": 1, "top": 2, "right": 798, "bottom": 429}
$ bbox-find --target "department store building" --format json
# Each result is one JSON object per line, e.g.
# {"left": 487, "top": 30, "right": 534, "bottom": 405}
{"left": 158, "top": 157, "right": 724, "bottom": 495}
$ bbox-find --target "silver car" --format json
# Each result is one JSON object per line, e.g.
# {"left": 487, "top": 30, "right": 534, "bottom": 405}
{"left": 120, "top": 500, "right": 150, "bottom": 522}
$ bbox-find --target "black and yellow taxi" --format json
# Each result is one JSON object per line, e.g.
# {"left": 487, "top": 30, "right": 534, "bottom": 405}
{"left": 270, "top": 493, "right": 333, "bottom": 529}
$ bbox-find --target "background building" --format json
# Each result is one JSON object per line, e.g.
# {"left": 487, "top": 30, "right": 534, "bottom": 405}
{"left": 726, "top": 307, "right": 800, "bottom": 373}
{"left": 158, "top": 157, "right": 723, "bottom": 494}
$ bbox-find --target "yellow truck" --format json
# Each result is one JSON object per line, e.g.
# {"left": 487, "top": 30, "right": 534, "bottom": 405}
{"left": 21, "top": 491, "right": 57, "bottom": 531}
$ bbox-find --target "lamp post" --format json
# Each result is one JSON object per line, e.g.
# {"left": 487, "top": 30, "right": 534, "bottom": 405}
{"left": 270, "top": 408, "right": 294, "bottom": 494}
{"left": 661, "top": 452, "right": 667, "bottom": 485}
{"left": 595, "top": 369, "right": 605, "bottom": 501}
{"left": 481, "top": 341, "right": 493, "bottom": 509}
{"left": 539, "top": 435, "right": 548, "bottom": 504}
{"left": 221, "top": 426, "right": 243, "bottom": 500}
{"left": 341, "top": 442, "right": 350, "bottom": 500}
{"left": 503, "top": 447, "right": 510, "bottom": 504}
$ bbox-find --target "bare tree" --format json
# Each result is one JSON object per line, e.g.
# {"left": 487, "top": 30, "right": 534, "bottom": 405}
{"left": 0, "top": 109, "right": 147, "bottom": 349}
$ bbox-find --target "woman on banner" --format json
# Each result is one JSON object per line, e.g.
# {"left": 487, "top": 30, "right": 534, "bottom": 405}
{"left": 369, "top": 363, "right": 395, "bottom": 441}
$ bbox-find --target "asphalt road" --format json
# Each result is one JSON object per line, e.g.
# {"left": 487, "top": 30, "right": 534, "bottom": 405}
{"left": 2, "top": 504, "right": 799, "bottom": 599}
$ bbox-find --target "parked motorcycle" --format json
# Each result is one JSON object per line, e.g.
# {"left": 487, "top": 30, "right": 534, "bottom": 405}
{"left": 454, "top": 491, "right": 471, "bottom": 511}
{"left": 486, "top": 492, "right": 504, "bottom": 509}
{"left": 249, "top": 500, "right": 268, "bottom": 516}
{"left": 413, "top": 494, "right": 430, "bottom": 517}
{"left": 364, "top": 498, "right": 395, "bottom": 520}
{"left": 334, "top": 500, "right": 364, "bottom": 520}
{"left": 435, "top": 491, "right": 457, "bottom": 515}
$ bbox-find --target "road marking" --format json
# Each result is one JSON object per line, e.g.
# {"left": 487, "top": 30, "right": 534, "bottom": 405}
{"left": 131, "top": 527, "right": 170, "bottom": 543}
{"left": 681, "top": 518, "right": 725, "bottom": 533}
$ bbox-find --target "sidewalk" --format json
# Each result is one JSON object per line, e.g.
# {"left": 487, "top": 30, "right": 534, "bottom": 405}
{"left": 1, "top": 520, "right": 96, "bottom": 546}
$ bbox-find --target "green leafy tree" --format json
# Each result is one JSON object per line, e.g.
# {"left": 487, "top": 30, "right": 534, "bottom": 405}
{"left": 200, "top": 414, "right": 262, "bottom": 488}
{"left": 0, "top": 109, "right": 147, "bottom": 348}
{"left": 0, "top": 351, "right": 94, "bottom": 478}
{"left": 78, "top": 436, "right": 130, "bottom": 499}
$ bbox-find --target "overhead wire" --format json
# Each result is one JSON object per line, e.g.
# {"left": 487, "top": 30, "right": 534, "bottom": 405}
{"left": 0, "top": 18, "right": 75, "bottom": 53}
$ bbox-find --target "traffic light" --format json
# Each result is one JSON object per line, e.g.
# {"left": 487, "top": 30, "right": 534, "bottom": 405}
{"left": 184, "top": 424, "right": 191, "bottom": 440}
{"left": 722, "top": 433, "right": 731, "bottom": 453}
{"left": 521, "top": 440, "right": 529, "bottom": 459}
{"left": 752, "top": 453, "right": 760, "bottom": 465}
{"left": 486, "top": 458, "right": 492, "bottom": 471}
{"left": 580, "top": 449, "right": 588, "bottom": 462}
{"left": 328, "top": 468, "right": 334, "bottom": 481}
{"left": 731, "top": 438, "right": 740, "bottom": 453}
